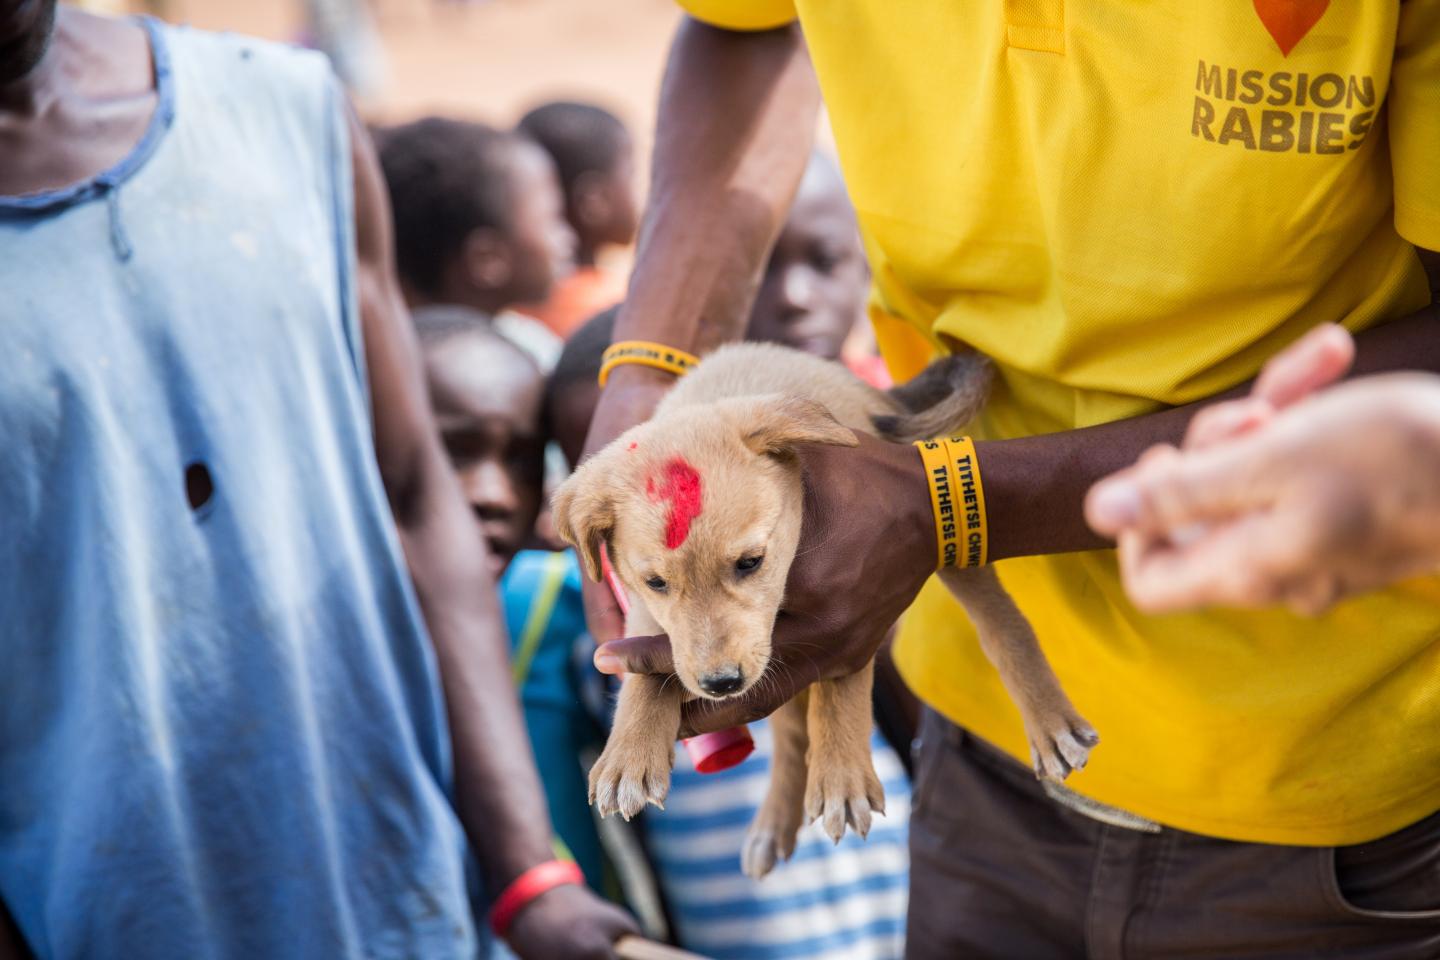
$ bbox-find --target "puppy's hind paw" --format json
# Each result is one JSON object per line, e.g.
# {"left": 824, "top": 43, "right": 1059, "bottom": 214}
{"left": 1028, "top": 713, "right": 1100, "bottom": 782}
{"left": 588, "top": 740, "right": 674, "bottom": 820}
{"left": 741, "top": 823, "right": 798, "bottom": 880}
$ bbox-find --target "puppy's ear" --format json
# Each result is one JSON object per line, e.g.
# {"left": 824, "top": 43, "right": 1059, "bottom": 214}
{"left": 551, "top": 462, "right": 616, "bottom": 583}
{"left": 739, "top": 395, "right": 859, "bottom": 457}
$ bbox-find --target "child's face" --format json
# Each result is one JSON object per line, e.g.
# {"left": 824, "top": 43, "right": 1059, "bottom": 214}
{"left": 424, "top": 333, "right": 546, "bottom": 578}
{"left": 505, "top": 141, "right": 577, "bottom": 305}
{"left": 596, "top": 136, "right": 640, "bottom": 248}
{"left": 563, "top": 136, "right": 640, "bottom": 255}
{"left": 746, "top": 182, "right": 867, "bottom": 361}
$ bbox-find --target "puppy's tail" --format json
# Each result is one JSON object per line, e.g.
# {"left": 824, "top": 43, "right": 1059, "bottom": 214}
{"left": 871, "top": 352, "right": 993, "bottom": 443}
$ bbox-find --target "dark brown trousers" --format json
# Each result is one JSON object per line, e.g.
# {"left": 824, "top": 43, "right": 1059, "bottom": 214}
{"left": 906, "top": 709, "right": 1440, "bottom": 959}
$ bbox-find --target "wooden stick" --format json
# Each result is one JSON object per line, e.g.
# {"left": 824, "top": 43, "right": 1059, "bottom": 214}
{"left": 615, "top": 935, "right": 712, "bottom": 960}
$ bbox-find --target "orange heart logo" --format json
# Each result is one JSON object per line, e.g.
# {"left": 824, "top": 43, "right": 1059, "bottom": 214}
{"left": 1253, "top": 0, "right": 1330, "bottom": 56}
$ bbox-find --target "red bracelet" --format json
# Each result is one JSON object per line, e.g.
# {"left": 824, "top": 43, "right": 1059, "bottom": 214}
{"left": 490, "top": 859, "right": 585, "bottom": 939}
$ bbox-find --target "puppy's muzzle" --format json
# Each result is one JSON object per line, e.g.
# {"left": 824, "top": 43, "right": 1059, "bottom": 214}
{"left": 698, "top": 668, "right": 745, "bottom": 697}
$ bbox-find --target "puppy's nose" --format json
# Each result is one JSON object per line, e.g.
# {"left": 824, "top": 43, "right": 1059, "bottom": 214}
{"left": 698, "top": 668, "right": 745, "bottom": 697}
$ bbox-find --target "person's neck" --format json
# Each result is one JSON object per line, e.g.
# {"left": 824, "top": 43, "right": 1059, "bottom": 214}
{"left": 0, "top": 12, "right": 70, "bottom": 118}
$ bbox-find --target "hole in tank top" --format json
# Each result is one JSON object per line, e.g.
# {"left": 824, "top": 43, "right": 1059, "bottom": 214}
{"left": 184, "top": 462, "right": 214, "bottom": 512}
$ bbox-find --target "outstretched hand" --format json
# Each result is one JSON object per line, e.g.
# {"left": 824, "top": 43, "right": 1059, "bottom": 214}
{"left": 1088, "top": 326, "right": 1440, "bottom": 613}
{"left": 592, "top": 433, "right": 936, "bottom": 736}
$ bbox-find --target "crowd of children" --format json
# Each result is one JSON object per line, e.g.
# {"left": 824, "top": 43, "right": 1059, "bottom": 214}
{"left": 374, "top": 101, "right": 913, "bottom": 959}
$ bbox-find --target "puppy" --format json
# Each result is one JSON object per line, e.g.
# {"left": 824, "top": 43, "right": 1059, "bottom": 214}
{"left": 553, "top": 343, "right": 1097, "bottom": 878}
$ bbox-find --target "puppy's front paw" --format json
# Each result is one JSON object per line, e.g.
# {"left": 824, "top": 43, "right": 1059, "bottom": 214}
{"left": 1026, "top": 709, "right": 1100, "bottom": 782}
{"left": 804, "top": 758, "right": 885, "bottom": 844}
{"left": 588, "top": 737, "right": 674, "bottom": 820}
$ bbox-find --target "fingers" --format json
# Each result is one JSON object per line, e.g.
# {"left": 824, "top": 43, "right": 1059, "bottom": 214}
{"left": 1087, "top": 439, "right": 1283, "bottom": 538}
{"left": 1252, "top": 323, "right": 1354, "bottom": 409}
{"left": 1085, "top": 445, "right": 1180, "bottom": 535}
{"left": 1117, "top": 504, "right": 1324, "bottom": 612}
{"left": 593, "top": 634, "right": 674, "bottom": 676}
{"left": 1180, "top": 327, "right": 1353, "bottom": 455}
{"left": 1281, "top": 573, "right": 1346, "bottom": 618}
{"left": 1183, "top": 397, "right": 1274, "bottom": 451}
{"left": 1117, "top": 524, "right": 1264, "bottom": 612}
{"left": 1093, "top": 327, "right": 1352, "bottom": 538}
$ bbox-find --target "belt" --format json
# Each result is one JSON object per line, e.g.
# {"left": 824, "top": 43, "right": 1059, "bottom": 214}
{"left": 937, "top": 709, "right": 1166, "bottom": 834}
{"left": 1042, "top": 779, "right": 1163, "bottom": 833}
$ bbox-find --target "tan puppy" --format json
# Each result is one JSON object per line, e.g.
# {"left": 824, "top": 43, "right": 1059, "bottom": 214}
{"left": 554, "top": 343, "right": 1097, "bottom": 878}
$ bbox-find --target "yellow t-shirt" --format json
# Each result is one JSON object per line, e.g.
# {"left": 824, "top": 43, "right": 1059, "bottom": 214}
{"left": 679, "top": 0, "right": 1440, "bottom": 845}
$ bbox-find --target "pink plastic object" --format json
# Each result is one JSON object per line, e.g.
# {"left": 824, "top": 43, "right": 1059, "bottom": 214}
{"left": 601, "top": 546, "right": 630, "bottom": 617}
{"left": 599, "top": 545, "right": 754, "bottom": 774}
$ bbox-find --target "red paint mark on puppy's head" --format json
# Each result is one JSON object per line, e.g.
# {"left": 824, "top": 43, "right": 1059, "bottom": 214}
{"left": 627, "top": 442, "right": 638, "bottom": 452}
{"left": 645, "top": 457, "right": 703, "bottom": 549}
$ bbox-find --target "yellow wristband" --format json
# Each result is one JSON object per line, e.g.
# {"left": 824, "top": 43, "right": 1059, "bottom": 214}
{"left": 913, "top": 436, "right": 989, "bottom": 569}
{"left": 915, "top": 439, "right": 959, "bottom": 569}
{"left": 946, "top": 436, "right": 989, "bottom": 568}
{"left": 598, "top": 341, "right": 700, "bottom": 387}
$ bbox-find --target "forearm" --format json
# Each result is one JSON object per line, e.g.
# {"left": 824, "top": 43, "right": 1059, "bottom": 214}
{"left": 984, "top": 304, "right": 1440, "bottom": 561}
{"left": 346, "top": 100, "right": 558, "bottom": 899}
{"left": 395, "top": 471, "right": 556, "bottom": 893}
{"left": 592, "top": 19, "right": 820, "bottom": 441}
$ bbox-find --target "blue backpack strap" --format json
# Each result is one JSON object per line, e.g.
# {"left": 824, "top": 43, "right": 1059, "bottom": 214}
{"left": 511, "top": 551, "right": 571, "bottom": 687}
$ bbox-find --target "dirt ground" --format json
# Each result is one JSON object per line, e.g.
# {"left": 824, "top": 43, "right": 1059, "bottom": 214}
{"left": 129, "top": 0, "right": 682, "bottom": 153}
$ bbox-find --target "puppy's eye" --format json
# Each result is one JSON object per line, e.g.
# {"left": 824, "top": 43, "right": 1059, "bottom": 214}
{"left": 735, "top": 555, "right": 764, "bottom": 576}
{"left": 645, "top": 575, "right": 668, "bottom": 592}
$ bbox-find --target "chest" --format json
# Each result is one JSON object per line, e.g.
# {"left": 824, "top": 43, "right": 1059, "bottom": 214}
{"left": 0, "top": 135, "right": 357, "bottom": 507}
{"left": 798, "top": 2, "right": 1401, "bottom": 210}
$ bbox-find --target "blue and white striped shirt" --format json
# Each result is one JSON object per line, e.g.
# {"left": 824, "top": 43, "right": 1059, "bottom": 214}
{"left": 647, "top": 724, "right": 910, "bottom": 960}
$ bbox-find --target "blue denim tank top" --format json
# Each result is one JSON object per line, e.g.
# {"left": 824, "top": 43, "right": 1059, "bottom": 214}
{"left": 0, "top": 20, "right": 477, "bottom": 959}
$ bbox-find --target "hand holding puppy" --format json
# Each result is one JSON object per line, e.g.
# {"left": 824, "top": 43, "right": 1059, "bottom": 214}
{"left": 593, "top": 431, "right": 935, "bottom": 736}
